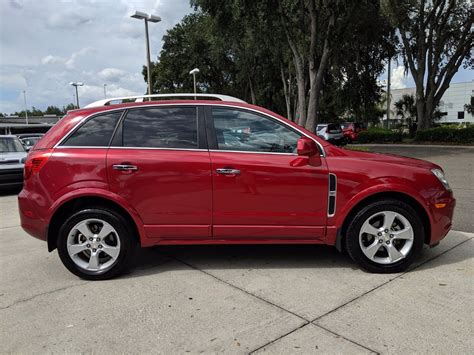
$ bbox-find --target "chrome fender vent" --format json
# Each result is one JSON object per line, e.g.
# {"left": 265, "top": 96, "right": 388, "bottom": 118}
{"left": 328, "top": 173, "right": 337, "bottom": 217}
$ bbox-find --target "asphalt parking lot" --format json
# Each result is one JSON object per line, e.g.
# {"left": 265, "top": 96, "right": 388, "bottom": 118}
{"left": 1, "top": 145, "right": 473, "bottom": 353}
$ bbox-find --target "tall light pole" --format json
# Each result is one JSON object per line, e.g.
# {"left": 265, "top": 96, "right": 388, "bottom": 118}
{"left": 103, "top": 84, "right": 107, "bottom": 99}
{"left": 386, "top": 57, "right": 391, "bottom": 129}
{"left": 22, "top": 90, "right": 29, "bottom": 124}
{"left": 131, "top": 11, "right": 161, "bottom": 99}
{"left": 70, "top": 82, "right": 84, "bottom": 108}
{"left": 189, "top": 68, "right": 200, "bottom": 99}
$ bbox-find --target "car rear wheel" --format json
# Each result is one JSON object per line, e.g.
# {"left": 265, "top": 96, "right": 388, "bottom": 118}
{"left": 57, "top": 208, "right": 136, "bottom": 280}
{"left": 345, "top": 199, "right": 424, "bottom": 273}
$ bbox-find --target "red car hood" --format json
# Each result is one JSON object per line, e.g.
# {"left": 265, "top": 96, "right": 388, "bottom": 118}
{"left": 330, "top": 147, "right": 440, "bottom": 170}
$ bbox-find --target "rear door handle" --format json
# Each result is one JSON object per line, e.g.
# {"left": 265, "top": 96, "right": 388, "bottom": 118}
{"left": 113, "top": 164, "right": 138, "bottom": 171}
{"left": 216, "top": 168, "right": 241, "bottom": 176}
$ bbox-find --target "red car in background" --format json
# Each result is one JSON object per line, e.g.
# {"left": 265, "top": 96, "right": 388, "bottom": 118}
{"left": 341, "top": 122, "right": 365, "bottom": 143}
{"left": 18, "top": 94, "right": 455, "bottom": 280}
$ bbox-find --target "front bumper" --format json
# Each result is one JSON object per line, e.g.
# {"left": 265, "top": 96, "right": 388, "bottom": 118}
{"left": 428, "top": 192, "right": 456, "bottom": 245}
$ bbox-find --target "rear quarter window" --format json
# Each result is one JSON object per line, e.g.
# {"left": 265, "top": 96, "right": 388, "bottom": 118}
{"left": 61, "top": 111, "right": 122, "bottom": 147}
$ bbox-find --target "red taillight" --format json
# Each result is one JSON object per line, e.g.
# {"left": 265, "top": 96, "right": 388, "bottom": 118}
{"left": 24, "top": 150, "right": 52, "bottom": 180}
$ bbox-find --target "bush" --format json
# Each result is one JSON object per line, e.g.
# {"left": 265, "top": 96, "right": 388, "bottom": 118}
{"left": 358, "top": 128, "right": 403, "bottom": 143}
{"left": 415, "top": 127, "right": 474, "bottom": 143}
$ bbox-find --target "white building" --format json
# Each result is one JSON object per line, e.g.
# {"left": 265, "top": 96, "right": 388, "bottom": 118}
{"left": 389, "top": 81, "right": 474, "bottom": 124}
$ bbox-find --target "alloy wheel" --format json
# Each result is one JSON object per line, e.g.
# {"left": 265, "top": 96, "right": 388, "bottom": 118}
{"left": 66, "top": 218, "right": 121, "bottom": 273}
{"left": 359, "top": 211, "right": 414, "bottom": 265}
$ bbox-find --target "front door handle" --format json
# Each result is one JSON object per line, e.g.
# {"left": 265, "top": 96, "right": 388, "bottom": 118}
{"left": 216, "top": 168, "right": 241, "bottom": 176}
{"left": 113, "top": 164, "right": 138, "bottom": 171}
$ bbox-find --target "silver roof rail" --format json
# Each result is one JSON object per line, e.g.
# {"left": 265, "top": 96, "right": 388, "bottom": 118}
{"left": 84, "top": 93, "right": 246, "bottom": 108}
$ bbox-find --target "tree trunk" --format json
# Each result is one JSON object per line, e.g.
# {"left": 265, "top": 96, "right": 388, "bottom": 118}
{"left": 280, "top": 65, "right": 292, "bottom": 121}
{"left": 248, "top": 74, "right": 256, "bottom": 105}
{"left": 294, "top": 55, "right": 307, "bottom": 126}
{"left": 305, "top": 10, "right": 334, "bottom": 133}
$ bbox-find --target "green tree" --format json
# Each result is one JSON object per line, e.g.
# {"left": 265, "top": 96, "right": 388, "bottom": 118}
{"left": 394, "top": 94, "right": 417, "bottom": 134}
{"left": 44, "top": 105, "right": 62, "bottom": 115}
{"left": 62, "top": 103, "right": 76, "bottom": 114}
{"left": 465, "top": 96, "right": 474, "bottom": 115}
{"left": 190, "top": 0, "right": 394, "bottom": 131}
{"left": 383, "top": 0, "right": 473, "bottom": 129}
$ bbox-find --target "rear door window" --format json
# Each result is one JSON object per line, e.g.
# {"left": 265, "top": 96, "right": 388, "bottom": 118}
{"left": 121, "top": 107, "right": 198, "bottom": 149}
{"left": 62, "top": 111, "right": 122, "bottom": 147}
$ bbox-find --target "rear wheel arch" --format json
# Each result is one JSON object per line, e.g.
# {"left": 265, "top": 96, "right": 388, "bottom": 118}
{"left": 336, "top": 191, "right": 431, "bottom": 251}
{"left": 47, "top": 196, "right": 141, "bottom": 252}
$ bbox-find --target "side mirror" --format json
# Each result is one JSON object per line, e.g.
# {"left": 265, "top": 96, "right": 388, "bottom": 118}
{"left": 297, "top": 137, "right": 318, "bottom": 156}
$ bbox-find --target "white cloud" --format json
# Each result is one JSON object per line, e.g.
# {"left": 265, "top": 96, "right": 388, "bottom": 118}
{"left": 391, "top": 66, "right": 408, "bottom": 89}
{"left": 0, "top": 0, "right": 193, "bottom": 113}
{"left": 98, "top": 68, "right": 127, "bottom": 81}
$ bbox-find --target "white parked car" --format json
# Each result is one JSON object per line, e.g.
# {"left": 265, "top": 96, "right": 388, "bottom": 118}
{"left": 316, "top": 123, "right": 346, "bottom": 145}
{"left": 0, "top": 135, "right": 27, "bottom": 188}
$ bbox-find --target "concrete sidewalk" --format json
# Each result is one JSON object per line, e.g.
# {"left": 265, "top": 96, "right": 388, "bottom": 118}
{"left": 1, "top": 193, "right": 472, "bottom": 353}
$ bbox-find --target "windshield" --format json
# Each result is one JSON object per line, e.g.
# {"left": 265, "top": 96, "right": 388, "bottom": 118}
{"left": 0, "top": 137, "right": 25, "bottom": 153}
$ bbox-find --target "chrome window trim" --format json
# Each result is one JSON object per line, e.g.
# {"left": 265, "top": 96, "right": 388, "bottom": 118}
{"left": 54, "top": 146, "right": 206, "bottom": 152}
{"left": 54, "top": 103, "right": 326, "bottom": 157}
{"left": 209, "top": 149, "right": 297, "bottom": 156}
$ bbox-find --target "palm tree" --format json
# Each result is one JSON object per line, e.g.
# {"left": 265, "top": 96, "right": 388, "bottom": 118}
{"left": 394, "top": 94, "right": 417, "bottom": 135}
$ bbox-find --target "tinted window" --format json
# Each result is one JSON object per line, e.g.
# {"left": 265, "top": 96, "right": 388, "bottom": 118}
{"left": 123, "top": 107, "right": 198, "bottom": 148}
{"left": 212, "top": 108, "right": 300, "bottom": 153}
{"left": 327, "top": 124, "right": 341, "bottom": 133}
{"left": 62, "top": 112, "right": 122, "bottom": 147}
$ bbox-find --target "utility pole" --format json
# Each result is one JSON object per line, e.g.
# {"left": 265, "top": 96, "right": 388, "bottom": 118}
{"left": 103, "top": 84, "right": 107, "bottom": 99}
{"left": 70, "top": 82, "right": 84, "bottom": 108}
{"left": 131, "top": 11, "right": 161, "bottom": 99}
{"left": 22, "top": 90, "right": 29, "bottom": 124}
{"left": 386, "top": 58, "right": 391, "bottom": 129}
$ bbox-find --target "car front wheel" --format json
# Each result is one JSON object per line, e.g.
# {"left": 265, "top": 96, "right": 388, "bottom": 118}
{"left": 57, "top": 208, "right": 136, "bottom": 280}
{"left": 345, "top": 199, "right": 424, "bottom": 273}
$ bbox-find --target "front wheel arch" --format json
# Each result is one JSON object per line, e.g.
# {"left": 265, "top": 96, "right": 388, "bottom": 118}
{"left": 336, "top": 191, "right": 431, "bottom": 252}
{"left": 48, "top": 196, "right": 141, "bottom": 252}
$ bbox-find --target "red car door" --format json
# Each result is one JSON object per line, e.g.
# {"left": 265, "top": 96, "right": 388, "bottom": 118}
{"left": 207, "top": 106, "right": 329, "bottom": 239}
{"left": 107, "top": 105, "right": 212, "bottom": 240}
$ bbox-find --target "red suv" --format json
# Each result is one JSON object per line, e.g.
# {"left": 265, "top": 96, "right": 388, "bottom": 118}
{"left": 341, "top": 122, "right": 365, "bottom": 143}
{"left": 18, "top": 94, "right": 455, "bottom": 280}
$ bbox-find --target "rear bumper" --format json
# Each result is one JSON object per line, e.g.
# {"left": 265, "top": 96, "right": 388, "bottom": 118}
{"left": 18, "top": 189, "right": 48, "bottom": 242}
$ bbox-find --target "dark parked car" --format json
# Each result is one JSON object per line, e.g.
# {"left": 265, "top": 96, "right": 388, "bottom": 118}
{"left": 19, "top": 136, "right": 43, "bottom": 151}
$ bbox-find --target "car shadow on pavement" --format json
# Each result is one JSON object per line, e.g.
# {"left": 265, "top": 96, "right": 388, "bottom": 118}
{"left": 122, "top": 244, "right": 364, "bottom": 279}
{"left": 121, "top": 240, "right": 472, "bottom": 279}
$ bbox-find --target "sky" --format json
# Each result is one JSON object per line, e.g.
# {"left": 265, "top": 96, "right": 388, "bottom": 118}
{"left": 0, "top": 0, "right": 472, "bottom": 115}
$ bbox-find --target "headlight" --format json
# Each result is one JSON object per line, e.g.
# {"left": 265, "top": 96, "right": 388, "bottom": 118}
{"left": 431, "top": 169, "right": 451, "bottom": 191}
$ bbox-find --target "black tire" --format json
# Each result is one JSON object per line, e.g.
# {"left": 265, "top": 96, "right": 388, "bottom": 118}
{"left": 57, "top": 208, "right": 136, "bottom": 280}
{"left": 344, "top": 199, "right": 424, "bottom": 273}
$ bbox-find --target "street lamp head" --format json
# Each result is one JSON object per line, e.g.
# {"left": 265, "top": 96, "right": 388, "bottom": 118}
{"left": 69, "top": 82, "right": 84, "bottom": 87}
{"left": 148, "top": 14, "right": 161, "bottom": 23}
{"left": 130, "top": 11, "right": 148, "bottom": 20}
{"left": 189, "top": 68, "right": 200, "bottom": 75}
